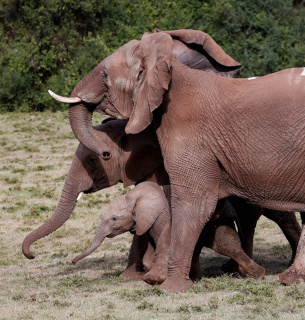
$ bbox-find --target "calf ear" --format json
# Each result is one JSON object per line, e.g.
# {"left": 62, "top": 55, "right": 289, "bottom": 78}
{"left": 122, "top": 126, "right": 163, "bottom": 188}
{"left": 125, "top": 32, "right": 173, "bottom": 134}
{"left": 133, "top": 198, "right": 164, "bottom": 235}
{"left": 159, "top": 29, "right": 241, "bottom": 77}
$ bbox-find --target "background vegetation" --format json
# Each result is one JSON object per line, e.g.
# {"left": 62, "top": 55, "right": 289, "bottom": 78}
{"left": 1, "top": 0, "right": 305, "bottom": 112}
{"left": 1, "top": 112, "right": 305, "bottom": 319}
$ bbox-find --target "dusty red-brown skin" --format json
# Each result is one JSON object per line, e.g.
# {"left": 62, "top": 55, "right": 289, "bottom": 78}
{"left": 22, "top": 119, "right": 300, "bottom": 284}
{"left": 72, "top": 181, "right": 266, "bottom": 284}
{"left": 50, "top": 29, "right": 305, "bottom": 291}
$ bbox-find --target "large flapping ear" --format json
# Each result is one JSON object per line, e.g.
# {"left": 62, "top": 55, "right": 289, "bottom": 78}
{"left": 122, "top": 125, "right": 163, "bottom": 187}
{"left": 158, "top": 29, "right": 241, "bottom": 77}
{"left": 125, "top": 32, "right": 173, "bottom": 134}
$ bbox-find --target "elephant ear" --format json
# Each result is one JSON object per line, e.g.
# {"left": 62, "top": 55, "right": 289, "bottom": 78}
{"left": 131, "top": 196, "right": 165, "bottom": 236}
{"left": 122, "top": 125, "right": 163, "bottom": 188}
{"left": 159, "top": 29, "right": 241, "bottom": 77}
{"left": 125, "top": 32, "right": 173, "bottom": 134}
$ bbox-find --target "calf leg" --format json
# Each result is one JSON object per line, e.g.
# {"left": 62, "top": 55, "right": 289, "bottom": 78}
{"left": 120, "top": 234, "right": 148, "bottom": 280}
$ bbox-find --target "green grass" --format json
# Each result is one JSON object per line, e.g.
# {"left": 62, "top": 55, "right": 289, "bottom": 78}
{"left": 0, "top": 111, "right": 305, "bottom": 319}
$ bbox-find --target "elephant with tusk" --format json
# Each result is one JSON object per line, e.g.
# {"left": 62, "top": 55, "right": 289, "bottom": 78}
{"left": 48, "top": 29, "right": 305, "bottom": 291}
{"left": 22, "top": 118, "right": 300, "bottom": 282}
{"left": 22, "top": 118, "right": 166, "bottom": 279}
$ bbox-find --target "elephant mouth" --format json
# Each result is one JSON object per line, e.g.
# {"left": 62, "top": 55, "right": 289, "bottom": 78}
{"left": 107, "top": 228, "right": 127, "bottom": 238}
{"left": 96, "top": 96, "right": 129, "bottom": 120}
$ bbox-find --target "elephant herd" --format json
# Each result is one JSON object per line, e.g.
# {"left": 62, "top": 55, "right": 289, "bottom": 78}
{"left": 22, "top": 29, "right": 305, "bottom": 292}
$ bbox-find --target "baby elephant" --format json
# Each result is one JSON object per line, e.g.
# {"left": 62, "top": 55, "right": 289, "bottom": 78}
{"left": 72, "top": 181, "right": 171, "bottom": 283}
{"left": 72, "top": 181, "right": 265, "bottom": 284}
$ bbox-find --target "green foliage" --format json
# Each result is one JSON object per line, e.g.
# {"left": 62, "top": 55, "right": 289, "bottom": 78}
{"left": 1, "top": 0, "right": 305, "bottom": 112}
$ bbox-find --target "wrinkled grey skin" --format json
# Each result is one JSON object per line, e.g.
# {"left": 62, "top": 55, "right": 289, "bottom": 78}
{"left": 60, "top": 29, "right": 305, "bottom": 291}
{"left": 72, "top": 181, "right": 171, "bottom": 284}
{"left": 22, "top": 119, "right": 166, "bottom": 265}
{"left": 22, "top": 118, "right": 300, "bottom": 282}
{"left": 72, "top": 182, "right": 265, "bottom": 284}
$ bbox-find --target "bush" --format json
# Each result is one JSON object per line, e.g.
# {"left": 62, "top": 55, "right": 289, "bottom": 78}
{"left": 1, "top": 0, "right": 305, "bottom": 112}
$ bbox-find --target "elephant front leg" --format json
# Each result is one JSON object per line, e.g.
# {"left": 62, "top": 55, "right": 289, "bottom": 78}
{"left": 144, "top": 220, "right": 171, "bottom": 285}
{"left": 160, "top": 198, "right": 215, "bottom": 292}
{"left": 278, "top": 212, "right": 305, "bottom": 285}
{"left": 120, "top": 234, "right": 148, "bottom": 280}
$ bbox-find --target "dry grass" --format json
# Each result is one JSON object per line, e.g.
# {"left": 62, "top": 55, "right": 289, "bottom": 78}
{"left": 1, "top": 111, "right": 305, "bottom": 319}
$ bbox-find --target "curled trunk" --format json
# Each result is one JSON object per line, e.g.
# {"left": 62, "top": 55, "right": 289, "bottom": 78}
{"left": 69, "top": 104, "right": 110, "bottom": 158}
{"left": 22, "top": 183, "right": 79, "bottom": 259}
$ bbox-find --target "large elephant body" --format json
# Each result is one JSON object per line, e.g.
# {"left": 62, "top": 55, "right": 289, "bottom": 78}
{"left": 22, "top": 119, "right": 300, "bottom": 282}
{"left": 22, "top": 119, "right": 165, "bottom": 261}
{"left": 55, "top": 29, "right": 305, "bottom": 291}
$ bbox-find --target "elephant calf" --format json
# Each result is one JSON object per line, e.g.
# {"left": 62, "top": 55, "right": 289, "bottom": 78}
{"left": 72, "top": 181, "right": 265, "bottom": 284}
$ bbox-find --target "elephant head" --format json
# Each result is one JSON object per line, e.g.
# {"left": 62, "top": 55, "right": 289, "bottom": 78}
{"left": 49, "top": 29, "right": 240, "bottom": 156}
{"left": 72, "top": 181, "right": 167, "bottom": 264}
{"left": 22, "top": 119, "right": 163, "bottom": 259}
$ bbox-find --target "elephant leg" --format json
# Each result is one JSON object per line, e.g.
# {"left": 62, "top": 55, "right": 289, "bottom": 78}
{"left": 278, "top": 212, "right": 305, "bottom": 285}
{"left": 144, "top": 220, "right": 171, "bottom": 285}
{"left": 189, "top": 201, "right": 227, "bottom": 281}
{"left": 142, "top": 242, "right": 155, "bottom": 272}
{"left": 120, "top": 234, "right": 148, "bottom": 280}
{"left": 221, "top": 198, "right": 262, "bottom": 274}
{"left": 160, "top": 195, "right": 219, "bottom": 292}
{"left": 263, "top": 210, "right": 301, "bottom": 265}
{"left": 210, "top": 224, "right": 265, "bottom": 279}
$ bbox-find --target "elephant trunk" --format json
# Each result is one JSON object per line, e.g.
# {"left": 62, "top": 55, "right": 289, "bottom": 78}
{"left": 72, "top": 229, "right": 107, "bottom": 264}
{"left": 22, "top": 182, "right": 80, "bottom": 259}
{"left": 68, "top": 103, "right": 110, "bottom": 159}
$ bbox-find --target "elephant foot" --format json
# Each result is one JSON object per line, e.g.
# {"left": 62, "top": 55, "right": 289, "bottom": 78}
{"left": 278, "top": 265, "right": 305, "bottom": 285}
{"left": 143, "top": 265, "right": 167, "bottom": 285}
{"left": 246, "top": 264, "right": 265, "bottom": 280}
{"left": 160, "top": 276, "right": 193, "bottom": 292}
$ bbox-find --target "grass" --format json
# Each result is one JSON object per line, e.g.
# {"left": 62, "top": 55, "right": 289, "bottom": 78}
{"left": 1, "top": 111, "right": 305, "bottom": 319}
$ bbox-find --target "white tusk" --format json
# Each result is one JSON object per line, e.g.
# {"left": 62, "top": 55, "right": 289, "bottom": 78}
{"left": 48, "top": 89, "right": 82, "bottom": 103}
{"left": 77, "top": 192, "right": 83, "bottom": 201}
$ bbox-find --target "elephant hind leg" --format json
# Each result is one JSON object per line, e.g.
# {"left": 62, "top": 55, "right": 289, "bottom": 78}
{"left": 263, "top": 210, "right": 301, "bottom": 266}
{"left": 278, "top": 212, "right": 305, "bottom": 285}
{"left": 210, "top": 225, "right": 265, "bottom": 280}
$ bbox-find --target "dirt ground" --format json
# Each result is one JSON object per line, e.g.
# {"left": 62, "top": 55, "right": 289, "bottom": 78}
{"left": 1, "top": 111, "right": 305, "bottom": 320}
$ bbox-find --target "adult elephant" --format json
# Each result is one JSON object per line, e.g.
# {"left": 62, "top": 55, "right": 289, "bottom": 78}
{"left": 22, "top": 118, "right": 168, "bottom": 280}
{"left": 22, "top": 118, "right": 300, "bottom": 282}
{"left": 49, "top": 29, "right": 305, "bottom": 291}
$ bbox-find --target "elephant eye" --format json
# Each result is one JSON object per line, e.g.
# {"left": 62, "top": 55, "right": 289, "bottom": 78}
{"left": 137, "top": 69, "right": 144, "bottom": 81}
{"left": 102, "top": 71, "right": 108, "bottom": 79}
{"left": 112, "top": 217, "right": 117, "bottom": 221}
